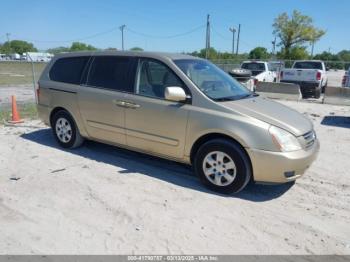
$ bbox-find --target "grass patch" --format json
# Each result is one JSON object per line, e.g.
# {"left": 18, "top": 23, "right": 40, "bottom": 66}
{"left": 0, "top": 103, "right": 38, "bottom": 123}
{"left": 0, "top": 61, "right": 47, "bottom": 85}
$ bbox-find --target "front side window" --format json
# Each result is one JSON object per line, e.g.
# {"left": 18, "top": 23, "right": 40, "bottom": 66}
{"left": 87, "top": 56, "right": 132, "bottom": 92}
{"left": 174, "top": 59, "right": 253, "bottom": 101}
{"left": 135, "top": 59, "right": 184, "bottom": 99}
{"left": 49, "top": 56, "right": 89, "bottom": 84}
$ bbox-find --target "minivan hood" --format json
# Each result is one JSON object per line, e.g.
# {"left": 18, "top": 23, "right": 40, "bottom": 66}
{"left": 221, "top": 96, "right": 312, "bottom": 136}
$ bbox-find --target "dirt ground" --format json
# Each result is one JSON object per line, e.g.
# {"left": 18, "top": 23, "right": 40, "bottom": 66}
{"left": 0, "top": 100, "right": 349, "bottom": 255}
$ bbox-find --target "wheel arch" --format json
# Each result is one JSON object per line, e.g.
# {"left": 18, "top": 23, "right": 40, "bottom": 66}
{"left": 190, "top": 132, "right": 251, "bottom": 167}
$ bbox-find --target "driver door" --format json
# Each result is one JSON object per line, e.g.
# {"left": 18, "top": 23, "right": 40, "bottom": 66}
{"left": 124, "top": 58, "right": 190, "bottom": 159}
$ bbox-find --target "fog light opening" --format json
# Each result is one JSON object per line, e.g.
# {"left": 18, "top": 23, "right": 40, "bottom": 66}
{"left": 284, "top": 171, "right": 296, "bottom": 178}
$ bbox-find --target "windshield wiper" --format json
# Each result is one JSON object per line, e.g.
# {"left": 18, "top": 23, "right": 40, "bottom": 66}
{"left": 215, "top": 93, "right": 259, "bottom": 102}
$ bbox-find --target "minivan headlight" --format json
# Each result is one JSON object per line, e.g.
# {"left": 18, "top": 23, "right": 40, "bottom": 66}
{"left": 269, "top": 126, "right": 302, "bottom": 152}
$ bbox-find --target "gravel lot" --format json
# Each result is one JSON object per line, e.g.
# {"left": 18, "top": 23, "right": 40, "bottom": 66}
{"left": 0, "top": 100, "right": 349, "bottom": 255}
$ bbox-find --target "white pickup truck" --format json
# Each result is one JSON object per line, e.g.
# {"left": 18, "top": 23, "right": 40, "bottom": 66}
{"left": 241, "top": 61, "right": 277, "bottom": 84}
{"left": 280, "top": 60, "right": 328, "bottom": 98}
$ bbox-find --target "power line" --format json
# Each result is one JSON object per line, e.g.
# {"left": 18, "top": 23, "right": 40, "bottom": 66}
{"left": 126, "top": 24, "right": 205, "bottom": 39}
{"left": 11, "top": 26, "right": 120, "bottom": 43}
{"left": 211, "top": 25, "right": 231, "bottom": 41}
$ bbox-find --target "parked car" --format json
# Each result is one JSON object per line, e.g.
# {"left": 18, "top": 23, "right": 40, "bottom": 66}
{"left": 268, "top": 61, "right": 285, "bottom": 82}
{"left": 280, "top": 60, "right": 328, "bottom": 98}
{"left": 342, "top": 68, "right": 349, "bottom": 87}
{"left": 241, "top": 61, "right": 277, "bottom": 84}
{"left": 37, "top": 51, "right": 319, "bottom": 194}
{"left": 228, "top": 68, "right": 255, "bottom": 91}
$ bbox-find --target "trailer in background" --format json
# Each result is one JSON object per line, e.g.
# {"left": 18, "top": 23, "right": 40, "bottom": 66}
{"left": 23, "top": 52, "right": 54, "bottom": 62}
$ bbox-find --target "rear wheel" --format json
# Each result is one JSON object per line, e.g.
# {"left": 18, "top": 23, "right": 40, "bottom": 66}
{"left": 194, "top": 139, "right": 251, "bottom": 194}
{"left": 315, "top": 89, "right": 321, "bottom": 99}
{"left": 52, "top": 110, "right": 84, "bottom": 149}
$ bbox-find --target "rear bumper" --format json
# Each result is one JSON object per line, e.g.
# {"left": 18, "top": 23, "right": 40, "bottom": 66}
{"left": 281, "top": 80, "right": 320, "bottom": 96}
{"left": 37, "top": 104, "right": 50, "bottom": 125}
{"left": 247, "top": 139, "right": 319, "bottom": 183}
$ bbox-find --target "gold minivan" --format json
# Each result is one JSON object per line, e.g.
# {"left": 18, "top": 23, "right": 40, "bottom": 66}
{"left": 37, "top": 51, "right": 319, "bottom": 194}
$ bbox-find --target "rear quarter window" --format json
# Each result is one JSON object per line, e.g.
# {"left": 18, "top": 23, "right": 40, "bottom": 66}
{"left": 49, "top": 56, "right": 89, "bottom": 84}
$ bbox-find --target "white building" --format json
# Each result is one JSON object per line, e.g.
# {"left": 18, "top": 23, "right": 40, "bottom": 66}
{"left": 24, "top": 52, "right": 54, "bottom": 62}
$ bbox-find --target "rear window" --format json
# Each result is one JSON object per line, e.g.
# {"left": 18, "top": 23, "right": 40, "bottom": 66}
{"left": 293, "top": 62, "right": 322, "bottom": 70}
{"left": 87, "top": 56, "right": 132, "bottom": 92}
{"left": 241, "top": 63, "right": 265, "bottom": 71}
{"left": 49, "top": 56, "right": 89, "bottom": 84}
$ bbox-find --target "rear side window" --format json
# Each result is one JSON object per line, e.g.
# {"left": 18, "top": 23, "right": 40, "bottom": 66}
{"left": 49, "top": 56, "right": 89, "bottom": 84}
{"left": 87, "top": 56, "right": 132, "bottom": 92}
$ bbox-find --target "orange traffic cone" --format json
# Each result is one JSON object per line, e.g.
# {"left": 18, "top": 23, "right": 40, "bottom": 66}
{"left": 9, "top": 95, "right": 23, "bottom": 124}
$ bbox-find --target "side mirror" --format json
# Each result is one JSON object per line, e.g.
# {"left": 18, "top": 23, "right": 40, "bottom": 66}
{"left": 165, "top": 86, "right": 187, "bottom": 102}
{"left": 326, "top": 67, "right": 330, "bottom": 71}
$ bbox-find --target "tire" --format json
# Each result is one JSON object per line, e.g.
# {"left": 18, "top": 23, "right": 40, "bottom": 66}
{"left": 194, "top": 139, "right": 252, "bottom": 194}
{"left": 52, "top": 110, "right": 84, "bottom": 149}
{"left": 315, "top": 89, "right": 321, "bottom": 99}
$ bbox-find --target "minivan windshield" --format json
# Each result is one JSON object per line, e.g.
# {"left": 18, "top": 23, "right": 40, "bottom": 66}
{"left": 174, "top": 59, "right": 253, "bottom": 101}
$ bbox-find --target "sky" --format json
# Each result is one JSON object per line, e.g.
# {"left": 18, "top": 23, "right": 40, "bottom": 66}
{"left": 0, "top": 0, "right": 349, "bottom": 54}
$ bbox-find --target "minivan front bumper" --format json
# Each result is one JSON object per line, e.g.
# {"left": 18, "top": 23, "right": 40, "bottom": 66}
{"left": 247, "top": 139, "right": 319, "bottom": 183}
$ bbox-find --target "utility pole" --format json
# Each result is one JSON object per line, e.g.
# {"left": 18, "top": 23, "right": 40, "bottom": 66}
{"left": 6, "top": 33, "right": 11, "bottom": 54}
{"left": 272, "top": 36, "right": 276, "bottom": 55}
{"left": 205, "top": 14, "right": 210, "bottom": 59}
{"left": 119, "top": 25, "right": 126, "bottom": 51}
{"left": 311, "top": 40, "right": 315, "bottom": 57}
{"left": 229, "top": 27, "right": 236, "bottom": 55}
{"left": 236, "top": 24, "right": 241, "bottom": 55}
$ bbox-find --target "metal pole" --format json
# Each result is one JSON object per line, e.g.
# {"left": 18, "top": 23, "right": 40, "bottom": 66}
{"left": 119, "top": 25, "right": 126, "bottom": 51}
{"left": 27, "top": 53, "right": 37, "bottom": 103}
{"left": 272, "top": 36, "right": 276, "bottom": 55}
{"left": 236, "top": 24, "right": 241, "bottom": 55}
{"left": 311, "top": 41, "right": 315, "bottom": 57}
{"left": 205, "top": 14, "right": 210, "bottom": 59}
{"left": 6, "top": 33, "right": 11, "bottom": 54}
{"left": 229, "top": 27, "right": 236, "bottom": 55}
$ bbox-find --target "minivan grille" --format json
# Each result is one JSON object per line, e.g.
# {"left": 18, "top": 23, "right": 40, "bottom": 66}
{"left": 303, "top": 130, "right": 316, "bottom": 149}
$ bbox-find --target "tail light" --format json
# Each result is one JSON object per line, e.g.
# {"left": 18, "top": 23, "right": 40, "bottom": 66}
{"left": 280, "top": 71, "right": 283, "bottom": 79}
{"left": 36, "top": 83, "right": 40, "bottom": 103}
{"left": 254, "top": 78, "right": 258, "bottom": 87}
{"left": 316, "top": 72, "right": 321, "bottom": 81}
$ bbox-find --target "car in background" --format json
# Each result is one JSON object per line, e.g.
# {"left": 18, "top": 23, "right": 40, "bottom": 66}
{"left": 241, "top": 61, "right": 277, "bottom": 84}
{"left": 268, "top": 61, "right": 285, "bottom": 82}
{"left": 342, "top": 68, "right": 349, "bottom": 87}
{"left": 280, "top": 60, "right": 328, "bottom": 98}
{"left": 228, "top": 68, "right": 255, "bottom": 91}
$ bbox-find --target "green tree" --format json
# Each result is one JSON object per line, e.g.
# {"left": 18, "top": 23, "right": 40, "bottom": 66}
{"left": 273, "top": 10, "right": 325, "bottom": 59}
{"left": 105, "top": 47, "right": 118, "bottom": 51}
{"left": 46, "top": 46, "right": 70, "bottom": 54}
{"left": 337, "top": 50, "right": 350, "bottom": 61}
{"left": 248, "top": 47, "right": 270, "bottom": 59}
{"left": 130, "top": 47, "right": 143, "bottom": 51}
{"left": 1, "top": 40, "right": 37, "bottom": 54}
{"left": 69, "top": 42, "right": 97, "bottom": 52}
{"left": 277, "top": 46, "right": 309, "bottom": 61}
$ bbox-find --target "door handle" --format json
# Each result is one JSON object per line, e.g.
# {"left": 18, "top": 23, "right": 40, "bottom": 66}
{"left": 113, "top": 100, "right": 140, "bottom": 109}
{"left": 124, "top": 102, "right": 140, "bottom": 109}
{"left": 113, "top": 100, "right": 127, "bottom": 107}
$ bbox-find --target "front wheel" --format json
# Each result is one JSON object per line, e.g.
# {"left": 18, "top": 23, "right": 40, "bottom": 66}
{"left": 194, "top": 139, "right": 252, "bottom": 194}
